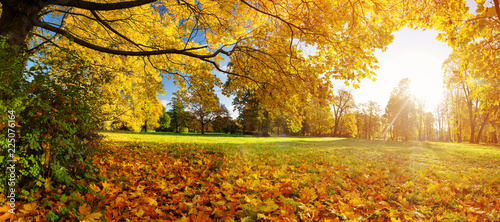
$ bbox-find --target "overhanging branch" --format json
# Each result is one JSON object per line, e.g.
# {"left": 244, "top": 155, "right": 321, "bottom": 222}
{"left": 53, "top": 0, "right": 157, "bottom": 11}
{"left": 90, "top": 10, "right": 145, "bottom": 50}
{"left": 33, "top": 19, "right": 230, "bottom": 58}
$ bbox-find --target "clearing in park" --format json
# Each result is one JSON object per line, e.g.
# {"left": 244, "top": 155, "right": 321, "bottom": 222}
{"left": 5, "top": 131, "right": 500, "bottom": 221}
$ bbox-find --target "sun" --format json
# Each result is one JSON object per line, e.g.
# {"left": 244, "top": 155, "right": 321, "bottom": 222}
{"left": 390, "top": 50, "right": 445, "bottom": 110}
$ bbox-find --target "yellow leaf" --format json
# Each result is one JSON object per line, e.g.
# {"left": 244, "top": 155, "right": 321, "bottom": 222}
{"left": 154, "top": 208, "right": 164, "bottom": 216}
{"left": 145, "top": 197, "right": 158, "bottom": 206}
{"left": 257, "top": 213, "right": 271, "bottom": 220}
{"left": 102, "top": 181, "right": 111, "bottom": 191}
{"left": 135, "top": 208, "right": 144, "bottom": 217}
{"left": 261, "top": 199, "right": 278, "bottom": 213}
{"left": 174, "top": 216, "right": 188, "bottom": 222}
{"left": 0, "top": 204, "right": 15, "bottom": 221}
{"left": 81, "top": 212, "right": 102, "bottom": 222}
{"left": 20, "top": 202, "right": 37, "bottom": 214}
{"left": 236, "top": 178, "right": 245, "bottom": 187}
{"left": 391, "top": 217, "right": 401, "bottom": 222}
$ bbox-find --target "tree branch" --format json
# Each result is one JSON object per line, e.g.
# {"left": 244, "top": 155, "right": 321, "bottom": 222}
{"left": 90, "top": 10, "right": 144, "bottom": 50}
{"left": 53, "top": 0, "right": 157, "bottom": 11}
{"left": 239, "top": 0, "right": 307, "bottom": 34}
{"left": 33, "top": 19, "right": 231, "bottom": 58}
{"left": 494, "top": 0, "right": 500, "bottom": 19}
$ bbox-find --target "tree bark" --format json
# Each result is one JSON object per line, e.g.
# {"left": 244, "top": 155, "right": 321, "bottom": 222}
{"left": 467, "top": 101, "right": 476, "bottom": 144}
{"left": 0, "top": 1, "right": 44, "bottom": 48}
{"left": 261, "top": 110, "right": 270, "bottom": 137}
{"left": 475, "top": 113, "right": 490, "bottom": 144}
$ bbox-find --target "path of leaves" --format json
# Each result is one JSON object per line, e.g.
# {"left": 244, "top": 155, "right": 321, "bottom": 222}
{"left": 2, "top": 140, "right": 500, "bottom": 221}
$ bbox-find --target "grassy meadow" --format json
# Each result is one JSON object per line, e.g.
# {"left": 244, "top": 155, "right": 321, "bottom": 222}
{"left": 5, "top": 131, "right": 500, "bottom": 221}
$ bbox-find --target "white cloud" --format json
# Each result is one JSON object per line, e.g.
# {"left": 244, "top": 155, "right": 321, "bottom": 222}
{"left": 161, "top": 99, "right": 170, "bottom": 109}
{"left": 228, "top": 105, "right": 239, "bottom": 119}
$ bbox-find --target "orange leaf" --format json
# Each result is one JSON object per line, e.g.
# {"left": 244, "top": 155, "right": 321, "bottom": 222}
{"left": 0, "top": 204, "right": 15, "bottom": 221}
{"left": 78, "top": 203, "right": 92, "bottom": 216}
{"left": 20, "top": 202, "right": 37, "bottom": 215}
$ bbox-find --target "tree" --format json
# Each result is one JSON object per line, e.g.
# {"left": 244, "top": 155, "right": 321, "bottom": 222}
{"left": 414, "top": 99, "right": 426, "bottom": 141}
{"left": 332, "top": 89, "right": 355, "bottom": 137}
{"left": 435, "top": 100, "right": 449, "bottom": 141}
{"left": 303, "top": 99, "right": 334, "bottom": 137}
{"left": 356, "top": 101, "right": 381, "bottom": 140}
{"left": 212, "top": 105, "right": 236, "bottom": 133}
{"left": 156, "top": 107, "right": 171, "bottom": 132}
{"left": 189, "top": 91, "right": 220, "bottom": 134}
{"left": 338, "top": 112, "right": 357, "bottom": 138}
{"left": 443, "top": 53, "right": 490, "bottom": 144}
{"left": 423, "top": 112, "right": 436, "bottom": 141}
{"left": 167, "top": 97, "right": 189, "bottom": 133}
{"left": 1, "top": 0, "right": 400, "bottom": 132}
{"left": 384, "top": 78, "right": 415, "bottom": 141}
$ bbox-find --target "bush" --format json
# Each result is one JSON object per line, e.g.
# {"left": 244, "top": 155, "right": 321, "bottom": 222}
{"left": 0, "top": 40, "right": 104, "bottom": 192}
{"left": 180, "top": 127, "right": 189, "bottom": 133}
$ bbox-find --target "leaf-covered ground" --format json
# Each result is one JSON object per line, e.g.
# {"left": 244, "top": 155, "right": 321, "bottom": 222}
{"left": 2, "top": 132, "right": 500, "bottom": 221}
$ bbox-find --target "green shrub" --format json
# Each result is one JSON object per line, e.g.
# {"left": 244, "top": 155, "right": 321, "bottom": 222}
{"left": 0, "top": 37, "right": 105, "bottom": 193}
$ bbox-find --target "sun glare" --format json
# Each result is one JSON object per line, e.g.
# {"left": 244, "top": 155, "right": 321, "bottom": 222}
{"left": 352, "top": 28, "right": 451, "bottom": 112}
{"left": 393, "top": 50, "right": 445, "bottom": 109}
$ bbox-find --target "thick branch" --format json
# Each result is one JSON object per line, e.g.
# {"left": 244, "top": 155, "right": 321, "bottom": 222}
{"left": 33, "top": 19, "right": 230, "bottom": 58}
{"left": 53, "top": 0, "right": 156, "bottom": 11}
{"left": 494, "top": 0, "right": 500, "bottom": 19}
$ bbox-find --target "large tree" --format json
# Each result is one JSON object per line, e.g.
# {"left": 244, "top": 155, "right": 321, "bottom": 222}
{"left": 332, "top": 89, "right": 355, "bottom": 137}
{"left": 384, "top": 78, "right": 415, "bottom": 141}
{"left": 443, "top": 53, "right": 490, "bottom": 144}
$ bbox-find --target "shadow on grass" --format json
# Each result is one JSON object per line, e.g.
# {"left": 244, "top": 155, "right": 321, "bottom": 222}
{"left": 101, "top": 130, "right": 500, "bottom": 153}
{"left": 101, "top": 130, "right": 253, "bottom": 138}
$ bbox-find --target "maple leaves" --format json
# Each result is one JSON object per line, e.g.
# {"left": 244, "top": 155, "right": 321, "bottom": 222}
{"left": 2, "top": 134, "right": 500, "bottom": 221}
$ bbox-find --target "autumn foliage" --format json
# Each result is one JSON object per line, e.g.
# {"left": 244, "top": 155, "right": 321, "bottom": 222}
{"left": 2, "top": 133, "right": 500, "bottom": 221}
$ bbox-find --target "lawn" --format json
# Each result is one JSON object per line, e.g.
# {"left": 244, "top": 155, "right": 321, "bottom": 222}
{"left": 3, "top": 131, "right": 500, "bottom": 221}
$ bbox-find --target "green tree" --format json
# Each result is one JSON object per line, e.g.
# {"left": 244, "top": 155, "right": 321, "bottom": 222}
{"left": 156, "top": 107, "right": 171, "bottom": 132}
{"left": 167, "top": 97, "right": 189, "bottom": 133}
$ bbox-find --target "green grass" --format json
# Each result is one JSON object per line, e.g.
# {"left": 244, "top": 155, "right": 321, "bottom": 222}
{"left": 96, "top": 131, "right": 500, "bottom": 221}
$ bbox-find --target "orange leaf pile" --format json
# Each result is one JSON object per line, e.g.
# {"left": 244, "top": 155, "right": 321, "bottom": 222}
{"left": 1, "top": 138, "right": 500, "bottom": 221}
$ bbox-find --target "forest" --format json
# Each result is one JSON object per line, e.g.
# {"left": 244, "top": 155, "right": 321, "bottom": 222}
{"left": 1, "top": 0, "right": 500, "bottom": 221}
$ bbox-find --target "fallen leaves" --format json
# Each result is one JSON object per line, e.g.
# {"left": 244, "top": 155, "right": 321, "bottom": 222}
{"left": 1, "top": 138, "right": 500, "bottom": 221}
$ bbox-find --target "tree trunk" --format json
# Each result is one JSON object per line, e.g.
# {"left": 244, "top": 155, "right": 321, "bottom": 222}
{"left": 466, "top": 100, "right": 477, "bottom": 144}
{"left": 475, "top": 113, "right": 490, "bottom": 144}
{"left": 0, "top": 1, "right": 44, "bottom": 49}
{"left": 261, "top": 110, "right": 270, "bottom": 137}
{"left": 493, "top": 129, "right": 498, "bottom": 143}
{"left": 333, "top": 118, "right": 340, "bottom": 137}
{"left": 143, "top": 120, "right": 148, "bottom": 132}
